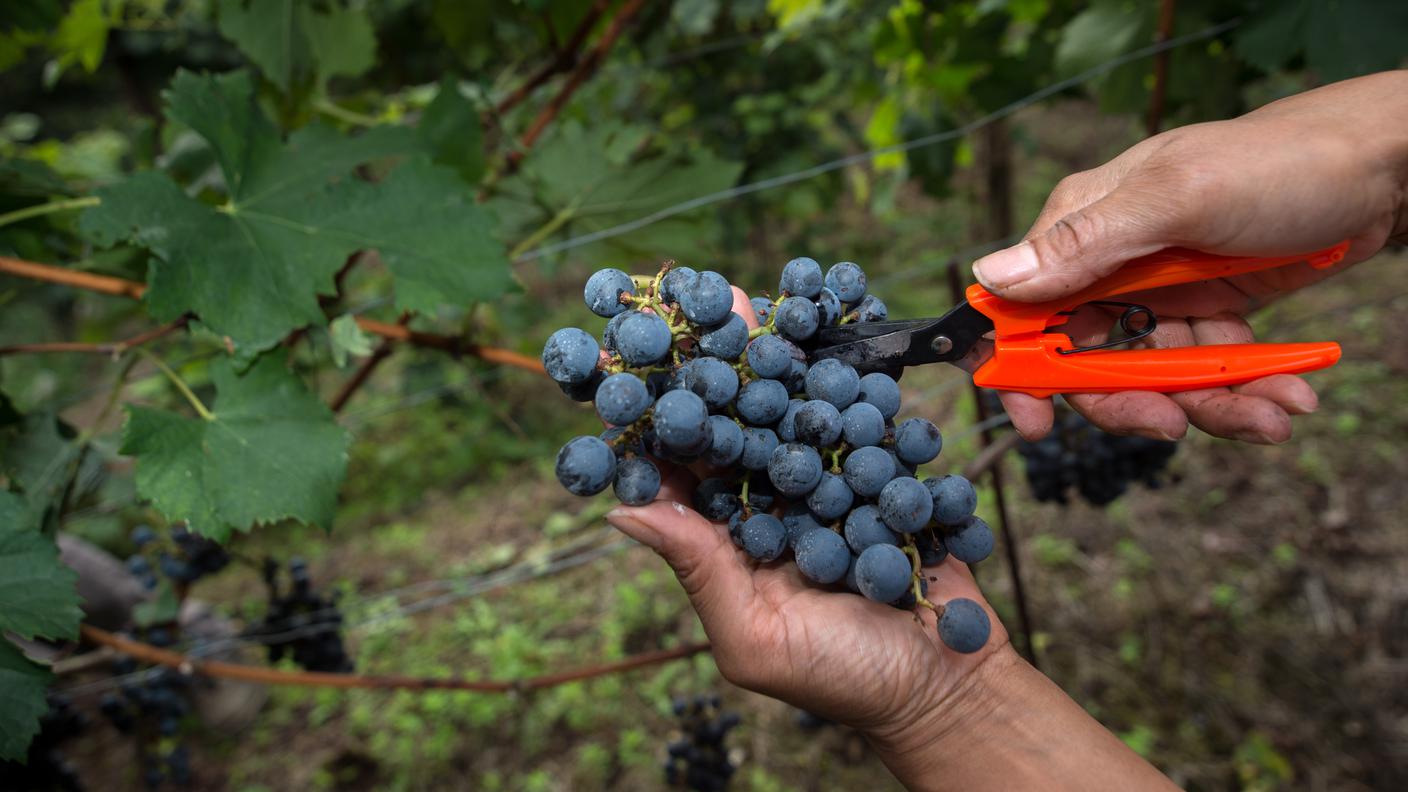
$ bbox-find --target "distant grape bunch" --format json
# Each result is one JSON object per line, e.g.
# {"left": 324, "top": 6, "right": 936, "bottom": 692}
{"left": 246, "top": 558, "right": 354, "bottom": 673}
{"left": 545, "top": 257, "right": 992, "bottom": 653}
{"left": 663, "top": 695, "right": 740, "bottom": 791}
{"left": 1016, "top": 410, "right": 1178, "bottom": 506}
{"left": 97, "top": 647, "right": 193, "bottom": 789}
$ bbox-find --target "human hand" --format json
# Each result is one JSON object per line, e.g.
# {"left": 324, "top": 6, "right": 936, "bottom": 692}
{"left": 972, "top": 70, "right": 1408, "bottom": 444}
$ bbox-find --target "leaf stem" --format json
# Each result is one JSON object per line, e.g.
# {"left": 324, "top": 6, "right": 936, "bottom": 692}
{"left": 509, "top": 207, "right": 577, "bottom": 260}
{"left": 135, "top": 348, "right": 214, "bottom": 421}
{"left": 312, "top": 98, "right": 381, "bottom": 127}
{"left": 0, "top": 196, "right": 101, "bottom": 229}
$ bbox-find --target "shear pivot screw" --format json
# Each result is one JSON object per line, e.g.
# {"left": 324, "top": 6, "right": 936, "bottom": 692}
{"left": 930, "top": 336, "right": 954, "bottom": 356}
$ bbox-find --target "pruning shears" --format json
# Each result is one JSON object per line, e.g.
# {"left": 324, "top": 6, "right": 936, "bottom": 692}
{"left": 807, "top": 242, "right": 1350, "bottom": 398}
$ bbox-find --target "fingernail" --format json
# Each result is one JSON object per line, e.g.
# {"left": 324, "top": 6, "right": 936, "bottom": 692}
{"left": 973, "top": 243, "right": 1040, "bottom": 289}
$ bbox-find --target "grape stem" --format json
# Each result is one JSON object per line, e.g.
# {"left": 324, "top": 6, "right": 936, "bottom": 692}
{"left": 901, "top": 543, "right": 937, "bottom": 611}
{"left": 135, "top": 348, "right": 215, "bottom": 421}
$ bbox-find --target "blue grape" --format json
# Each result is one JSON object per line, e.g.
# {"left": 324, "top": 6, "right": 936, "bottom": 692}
{"left": 775, "top": 399, "right": 805, "bottom": 442}
{"left": 555, "top": 436, "right": 617, "bottom": 496}
{"left": 783, "top": 359, "right": 809, "bottom": 394}
{"left": 853, "top": 294, "right": 888, "bottom": 322}
{"left": 736, "top": 378, "right": 789, "bottom": 425}
{"left": 894, "top": 417, "right": 942, "bottom": 465}
{"left": 843, "top": 504, "right": 898, "bottom": 553}
{"left": 775, "top": 296, "right": 819, "bottom": 341}
{"left": 938, "top": 598, "right": 991, "bottom": 654}
{"left": 613, "top": 457, "right": 661, "bottom": 506}
{"left": 615, "top": 311, "right": 672, "bottom": 366}
{"left": 840, "top": 402, "right": 885, "bottom": 447}
{"left": 782, "top": 503, "right": 824, "bottom": 547}
{"left": 856, "top": 372, "right": 900, "bottom": 420}
{"left": 745, "top": 334, "right": 792, "bottom": 379}
{"left": 793, "top": 400, "right": 842, "bottom": 447}
{"left": 727, "top": 510, "right": 746, "bottom": 546}
{"left": 892, "top": 575, "right": 929, "bottom": 610}
{"left": 594, "top": 372, "right": 650, "bottom": 426}
{"left": 855, "top": 544, "right": 912, "bottom": 603}
{"left": 844, "top": 553, "right": 861, "bottom": 593}
{"left": 706, "top": 416, "right": 744, "bottom": 466}
{"left": 698, "top": 312, "right": 748, "bottom": 360}
{"left": 814, "top": 287, "right": 841, "bottom": 326}
{"left": 602, "top": 311, "right": 630, "bottom": 352}
{"left": 695, "top": 478, "right": 741, "bottom": 522}
{"left": 779, "top": 257, "right": 824, "bottom": 299}
{"left": 131, "top": 525, "right": 156, "bottom": 547}
{"left": 659, "top": 266, "right": 698, "bottom": 304}
{"left": 676, "top": 357, "right": 739, "bottom": 411}
{"left": 825, "top": 261, "right": 867, "bottom": 303}
{"left": 805, "top": 358, "right": 860, "bottom": 408}
{"left": 917, "top": 528, "right": 948, "bottom": 566}
{"left": 126, "top": 555, "right": 151, "bottom": 576}
{"left": 679, "top": 271, "right": 733, "bottom": 326}
{"left": 654, "top": 390, "right": 712, "bottom": 454}
{"left": 926, "top": 474, "right": 978, "bottom": 525}
{"left": 584, "top": 268, "right": 634, "bottom": 317}
{"left": 877, "top": 477, "right": 933, "bottom": 534}
{"left": 740, "top": 426, "right": 779, "bottom": 470}
{"left": 751, "top": 297, "right": 774, "bottom": 325}
{"left": 806, "top": 472, "right": 853, "bottom": 521}
{"left": 558, "top": 370, "right": 603, "bottom": 402}
{"left": 745, "top": 472, "right": 776, "bottom": 512}
{"left": 600, "top": 426, "right": 642, "bottom": 457}
{"left": 542, "top": 328, "right": 600, "bottom": 385}
{"left": 842, "top": 445, "right": 893, "bottom": 498}
{"left": 740, "top": 514, "right": 787, "bottom": 561}
{"left": 795, "top": 529, "right": 850, "bottom": 584}
{"left": 945, "top": 516, "right": 994, "bottom": 563}
{"left": 768, "top": 442, "right": 823, "bottom": 497}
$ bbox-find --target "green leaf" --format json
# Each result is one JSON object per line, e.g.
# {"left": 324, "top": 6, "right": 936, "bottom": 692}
{"left": 1054, "top": 0, "right": 1149, "bottom": 78}
{"left": 419, "top": 76, "right": 484, "bottom": 182}
{"left": 1303, "top": 0, "right": 1408, "bottom": 82}
{"left": 0, "top": 410, "right": 81, "bottom": 532}
{"left": 132, "top": 581, "right": 180, "bottom": 628}
{"left": 0, "top": 511, "right": 81, "bottom": 641}
{"left": 81, "top": 70, "right": 511, "bottom": 351}
{"left": 217, "top": 0, "right": 376, "bottom": 93}
{"left": 329, "top": 313, "right": 372, "bottom": 368}
{"left": 0, "top": 638, "right": 52, "bottom": 762}
{"left": 1234, "top": 0, "right": 1307, "bottom": 73}
{"left": 50, "top": 0, "right": 112, "bottom": 73}
{"left": 121, "top": 352, "right": 350, "bottom": 541}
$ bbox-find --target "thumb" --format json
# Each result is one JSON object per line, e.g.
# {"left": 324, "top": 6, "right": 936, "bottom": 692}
{"left": 606, "top": 501, "right": 753, "bottom": 631}
{"left": 972, "top": 186, "right": 1173, "bottom": 302}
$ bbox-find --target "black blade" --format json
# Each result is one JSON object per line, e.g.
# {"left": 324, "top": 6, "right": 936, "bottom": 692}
{"left": 808, "top": 302, "right": 994, "bottom": 374}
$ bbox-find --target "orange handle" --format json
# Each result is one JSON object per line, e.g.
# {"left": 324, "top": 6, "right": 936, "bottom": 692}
{"left": 966, "top": 243, "right": 1349, "bottom": 397}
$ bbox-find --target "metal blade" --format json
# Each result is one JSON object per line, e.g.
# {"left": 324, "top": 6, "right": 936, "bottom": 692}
{"left": 808, "top": 301, "right": 994, "bottom": 374}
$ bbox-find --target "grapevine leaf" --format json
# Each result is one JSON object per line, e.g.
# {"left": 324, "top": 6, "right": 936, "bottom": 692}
{"left": 121, "top": 352, "right": 350, "bottom": 542}
{"left": 329, "top": 314, "right": 372, "bottom": 368}
{"left": 0, "top": 512, "right": 82, "bottom": 641}
{"left": 50, "top": 0, "right": 112, "bottom": 73}
{"left": 81, "top": 70, "right": 510, "bottom": 351}
{"left": 0, "top": 411, "right": 81, "bottom": 532}
{"left": 217, "top": 0, "right": 376, "bottom": 92}
{"left": 1234, "top": 0, "right": 1307, "bottom": 73}
{"left": 1054, "top": 0, "right": 1149, "bottom": 78}
{"left": 419, "top": 76, "right": 484, "bottom": 182}
{"left": 0, "top": 638, "right": 51, "bottom": 763}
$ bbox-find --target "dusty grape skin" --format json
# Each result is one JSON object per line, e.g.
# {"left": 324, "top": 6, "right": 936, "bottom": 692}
{"left": 654, "top": 389, "right": 713, "bottom": 454}
{"left": 804, "top": 358, "right": 860, "bottom": 409}
{"left": 676, "top": 357, "right": 740, "bottom": 411}
{"left": 793, "top": 400, "right": 842, "bottom": 447}
{"left": 814, "top": 287, "right": 841, "bottom": 326}
{"left": 938, "top": 598, "right": 991, "bottom": 653}
{"left": 855, "top": 372, "right": 900, "bottom": 420}
{"left": 839, "top": 401, "right": 885, "bottom": 447}
{"left": 774, "top": 295, "right": 820, "bottom": 341}
{"left": 679, "top": 270, "right": 734, "bottom": 326}
{"left": 855, "top": 544, "right": 912, "bottom": 603}
{"left": 659, "top": 266, "right": 698, "bottom": 304}
{"left": 778, "top": 256, "right": 824, "bottom": 299}
{"left": 843, "top": 504, "right": 899, "bottom": 553}
{"left": 894, "top": 417, "right": 943, "bottom": 465}
{"left": 613, "top": 457, "right": 661, "bottom": 506}
{"left": 767, "top": 443, "right": 824, "bottom": 498}
{"left": 736, "top": 379, "right": 789, "bottom": 425}
{"left": 877, "top": 476, "right": 933, "bottom": 534}
{"left": 926, "top": 474, "right": 978, "bottom": 525}
{"left": 806, "top": 472, "right": 854, "bottom": 521}
{"left": 706, "top": 415, "right": 745, "bottom": 467}
{"left": 584, "top": 268, "right": 634, "bottom": 317}
{"left": 698, "top": 312, "right": 749, "bottom": 360}
{"left": 555, "top": 436, "right": 617, "bottom": 496}
{"left": 542, "top": 327, "right": 600, "bottom": 384}
{"left": 795, "top": 528, "right": 850, "bottom": 584}
{"left": 775, "top": 399, "right": 806, "bottom": 442}
{"left": 745, "top": 334, "right": 793, "bottom": 379}
{"left": 842, "top": 445, "right": 893, "bottom": 498}
{"left": 614, "top": 312, "right": 672, "bottom": 366}
{"left": 944, "top": 516, "right": 994, "bottom": 563}
{"left": 694, "top": 478, "right": 741, "bottom": 522}
{"left": 739, "top": 427, "right": 779, "bottom": 471}
{"left": 825, "top": 261, "right": 867, "bottom": 303}
{"left": 740, "top": 514, "right": 787, "bottom": 561}
{"left": 594, "top": 372, "right": 651, "bottom": 426}
{"left": 782, "top": 503, "right": 824, "bottom": 548}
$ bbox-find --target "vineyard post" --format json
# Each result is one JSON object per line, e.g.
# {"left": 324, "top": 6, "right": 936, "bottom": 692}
{"left": 947, "top": 260, "right": 1039, "bottom": 669}
{"left": 1147, "top": 0, "right": 1179, "bottom": 136}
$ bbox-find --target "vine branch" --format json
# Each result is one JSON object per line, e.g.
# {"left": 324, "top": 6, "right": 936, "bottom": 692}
{"left": 330, "top": 314, "right": 411, "bottom": 413}
{"left": 495, "top": 0, "right": 610, "bottom": 117}
{"left": 80, "top": 624, "right": 709, "bottom": 693}
{"left": 0, "top": 316, "right": 189, "bottom": 357}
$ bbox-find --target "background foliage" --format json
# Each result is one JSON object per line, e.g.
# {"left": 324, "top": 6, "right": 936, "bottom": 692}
{"left": 1, "top": 0, "right": 1406, "bottom": 789}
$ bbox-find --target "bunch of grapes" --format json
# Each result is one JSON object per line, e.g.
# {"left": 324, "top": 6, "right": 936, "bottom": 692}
{"left": 97, "top": 653, "right": 193, "bottom": 789}
{"left": 663, "top": 695, "right": 740, "bottom": 791}
{"left": 546, "top": 258, "right": 992, "bottom": 653}
{"left": 246, "top": 558, "right": 354, "bottom": 673}
{"left": 124, "top": 524, "right": 230, "bottom": 590}
{"left": 0, "top": 694, "right": 87, "bottom": 791}
{"left": 1016, "top": 410, "right": 1178, "bottom": 506}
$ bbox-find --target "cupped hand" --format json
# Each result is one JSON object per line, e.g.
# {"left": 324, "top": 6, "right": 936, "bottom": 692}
{"left": 607, "top": 286, "right": 1010, "bottom": 746}
{"left": 971, "top": 71, "right": 1408, "bottom": 444}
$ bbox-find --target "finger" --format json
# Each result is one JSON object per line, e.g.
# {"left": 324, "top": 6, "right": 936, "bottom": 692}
{"left": 731, "top": 286, "right": 760, "bottom": 330}
{"left": 972, "top": 184, "right": 1176, "bottom": 302}
{"left": 996, "top": 391, "right": 1055, "bottom": 440}
{"left": 606, "top": 500, "right": 756, "bottom": 638}
{"left": 1161, "top": 314, "right": 1295, "bottom": 443}
{"left": 1233, "top": 374, "right": 1318, "bottom": 415}
{"left": 1065, "top": 391, "right": 1189, "bottom": 441}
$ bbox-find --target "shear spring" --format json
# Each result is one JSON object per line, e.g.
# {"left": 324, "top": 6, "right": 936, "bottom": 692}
{"left": 1055, "top": 301, "right": 1158, "bottom": 355}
